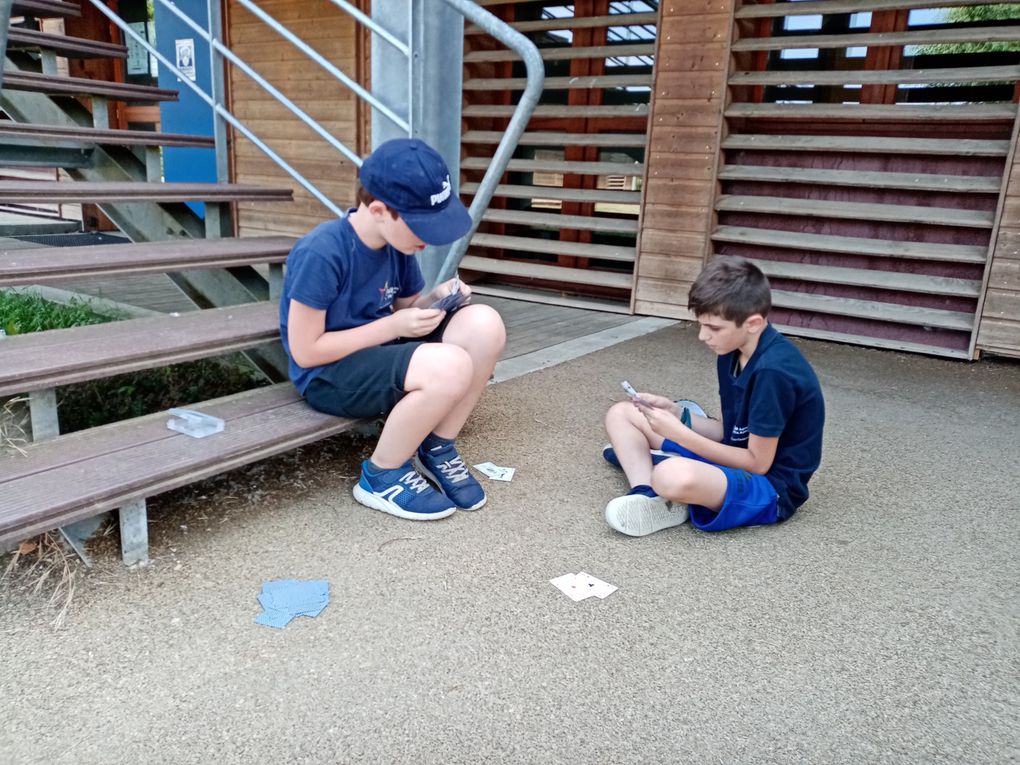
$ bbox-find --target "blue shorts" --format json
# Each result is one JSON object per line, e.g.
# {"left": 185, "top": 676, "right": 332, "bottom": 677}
{"left": 660, "top": 440, "right": 780, "bottom": 532}
{"left": 303, "top": 312, "right": 455, "bottom": 419}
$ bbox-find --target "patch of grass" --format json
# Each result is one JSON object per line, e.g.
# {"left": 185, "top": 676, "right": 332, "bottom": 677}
{"left": 0, "top": 290, "right": 120, "bottom": 335}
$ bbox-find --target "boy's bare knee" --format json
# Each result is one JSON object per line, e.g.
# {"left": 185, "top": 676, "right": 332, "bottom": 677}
{"left": 412, "top": 344, "right": 473, "bottom": 393}
{"left": 651, "top": 464, "right": 697, "bottom": 501}
{"left": 605, "top": 400, "right": 638, "bottom": 428}
{"left": 453, "top": 304, "right": 507, "bottom": 351}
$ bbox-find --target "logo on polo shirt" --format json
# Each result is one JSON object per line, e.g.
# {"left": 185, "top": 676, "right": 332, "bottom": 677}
{"left": 730, "top": 424, "right": 749, "bottom": 443}
{"left": 430, "top": 176, "right": 452, "bottom": 207}
{"left": 378, "top": 281, "right": 399, "bottom": 307}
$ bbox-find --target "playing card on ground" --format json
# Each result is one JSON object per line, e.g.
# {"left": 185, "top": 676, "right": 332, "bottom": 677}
{"left": 576, "top": 571, "right": 618, "bottom": 599}
{"left": 473, "top": 462, "right": 515, "bottom": 481}
{"left": 550, "top": 573, "right": 595, "bottom": 602}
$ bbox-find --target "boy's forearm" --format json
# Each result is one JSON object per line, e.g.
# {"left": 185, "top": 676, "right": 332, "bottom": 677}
{"left": 670, "top": 427, "right": 765, "bottom": 474}
{"left": 293, "top": 315, "right": 398, "bottom": 367}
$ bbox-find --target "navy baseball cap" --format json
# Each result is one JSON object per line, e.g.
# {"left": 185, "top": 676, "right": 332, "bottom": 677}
{"left": 359, "top": 138, "right": 472, "bottom": 246}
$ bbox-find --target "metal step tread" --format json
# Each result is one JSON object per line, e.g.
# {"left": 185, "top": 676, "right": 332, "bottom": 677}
{"left": 463, "top": 182, "right": 641, "bottom": 206}
{"left": 461, "top": 253, "right": 633, "bottom": 289}
{"left": 711, "top": 225, "right": 988, "bottom": 264}
{"left": 482, "top": 207, "right": 638, "bottom": 234}
{"left": 472, "top": 232, "right": 635, "bottom": 262}
{"left": 6, "top": 27, "right": 128, "bottom": 59}
{"left": 0, "top": 383, "right": 359, "bottom": 548}
{"left": 0, "top": 180, "right": 293, "bottom": 203}
{"left": 463, "top": 155, "right": 644, "bottom": 177}
{"left": 718, "top": 164, "right": 1003, "bottom": 193}
{"left": 0, "top": 235, "right": 296, "bottom": 287}
{"left": 722, "top": 133, "right": 1011, "bottom": 157}
{"left": 716, "top": 194, "right": 996, "bottom": 228}
{"left": 1, "top": 70, "right": 179, "bottom": 103}
{"left": 772, "top": 288, "right": 974, "bottom": 331}
{"left": 0, "top": 121, "right": 215, "bottom": 148}
{"left": 0, "top": 301, "right": 280, "bottom": 397}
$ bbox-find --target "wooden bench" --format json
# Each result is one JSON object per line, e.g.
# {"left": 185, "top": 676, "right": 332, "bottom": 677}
{"left": 0, "top": 122, "right": 216, "bottom": 149}
{"left": 0, "top": 384, "right": 359, "bottom": 563}
{"left": 6, "top": 27, "right": 127, "bottom": 59}
{"left": 10, "top": 0, "right": 80, "bottom": 18}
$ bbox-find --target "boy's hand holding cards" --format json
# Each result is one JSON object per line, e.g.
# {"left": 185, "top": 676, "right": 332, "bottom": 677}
{"left": 430, "top": 280, "right": 470, "bottom": 312}
{"left": 621, "top": 380, "right": 653, "bottom": 407}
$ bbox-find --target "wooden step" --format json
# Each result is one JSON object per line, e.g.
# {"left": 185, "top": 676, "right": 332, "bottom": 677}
{"left": 771, "top": 288, "right": 974, "bottom": 331}
{"left": 717, "top": 165, "right": 1003, "bottom": 194}
{"left": 469, "top": 282, "right": 631, "bottom": 314}
{"left": 0, "top": 383, "right": 358, "bottom": 549}
{"left": 482, "top": 208, "right": 638, "bottom": 235}
{"left": 461, "top": 253, "right": 633, "bottom": 290}
{"left": 0, "top": 301, "right": 278, "bottom": 397}
{"left": 1, "top": 71, "right": 178, "bottom": 103}
{"left": 731, "top": 25, "right": 1020, "bottom": 52}
{"left": 731, "top": 65, "right": 1020, "bottom": 88}
{"left": 715, "top": 195, "right": 996, "bottom": 229}
{"left": 735, "top": 0, "right": 1008, "bottom": 19}
{"left": 463, "top": 181, "right": 641, "bottom": 206}
{"left": 463, "top": 130, "right": 647, "bottom": 148}
{"left": 463, "top": 103, "right": 649, "bottom": 120}
{"left": 6, "top": 28, "right": 127, "bottom": 59}
{"left": 471, "top": 232, "right": 636, "bottom": 263}
{"left": 466, "top": 11, "right": 657, "bottom": 35}
{"left": 462, "top": 156, "right": 644, "bottom": 177}
{"left": 721, "top": 134, "right": 1011, "bottom": 157}
{"left": 771, "top": 323, "right": 970, "bottom": 360}
{"left": 711, "top": 225, "right": 988, "bottom": 264}
{"left": 10, "top": 0, "right": 80, "bottom": 18}
{"left": 0, "top": 181, "right": 293, "bottom": 203}
{"left": 464, "top": 73, "right": 653, "bottom": 91}
{"left": 751, "top": 258, "right": 981, "bottom": 298}
{"left": 0, "top": 235, "right": 296, "bottom": 287}
{"left": 464, "top": 42, "right": 655, "bottom": 63}
{"left": 725, "top": 103, "right": 1017, "bottom": 122}
{"left": 0, "top": 122, "right": 216, "bottom": 149}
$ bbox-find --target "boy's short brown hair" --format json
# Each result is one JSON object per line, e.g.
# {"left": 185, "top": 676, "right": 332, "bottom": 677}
{"left": 687, "top": 255, "right": 771, "bottom": 326}
{"left": 355, "top": 184, "right": 398, "bottom": 219}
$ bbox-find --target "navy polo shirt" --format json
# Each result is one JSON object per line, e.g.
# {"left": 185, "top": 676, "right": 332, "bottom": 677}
{"left": 278, "top": 215, "right": 426, "bottom": 394}
{"left": 717, "top": 324, "right": 825, "bottom": 519}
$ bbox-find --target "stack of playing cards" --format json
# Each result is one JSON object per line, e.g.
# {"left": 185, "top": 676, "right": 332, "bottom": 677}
{"left": 430, "top": 286, "right": 470, "bottom": 312}
{"left": 550, "top": 572, "right": 617, "bottom": 602}
{"left": 254, "top": 579, "right": 330, "bottom": 629}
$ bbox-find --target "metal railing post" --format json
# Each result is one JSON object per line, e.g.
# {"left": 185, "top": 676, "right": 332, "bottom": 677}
{"left": 0, "top": 0, "right": 13, "bottom": 93}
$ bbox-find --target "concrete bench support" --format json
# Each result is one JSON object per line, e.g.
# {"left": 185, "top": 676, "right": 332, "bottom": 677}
{"left": 119, "top": 498, "right": 149, "bottom": 566}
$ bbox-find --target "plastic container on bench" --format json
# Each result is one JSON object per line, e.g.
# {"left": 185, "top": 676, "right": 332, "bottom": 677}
{"left": 166, "top": 408, "right": 225, "bottom": 438}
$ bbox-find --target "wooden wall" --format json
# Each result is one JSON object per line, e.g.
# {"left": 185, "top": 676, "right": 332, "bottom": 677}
{"left": 225, "top": 0, "right": 368, "bottom": 238}
{"left": 632, "top": 0, "right": 734, "bottom": 319}
{"left": 977, "top": 116, "right": 1020, "bottom": 359}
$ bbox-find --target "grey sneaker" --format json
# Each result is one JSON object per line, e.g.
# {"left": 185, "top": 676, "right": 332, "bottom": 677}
{"left": 604, "top": 494, "right": 689, "bottom": 537}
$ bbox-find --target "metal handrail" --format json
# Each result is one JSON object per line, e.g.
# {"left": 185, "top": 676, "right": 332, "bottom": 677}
{"left": 435, "top": 0, "right": 545, "bottom": 284}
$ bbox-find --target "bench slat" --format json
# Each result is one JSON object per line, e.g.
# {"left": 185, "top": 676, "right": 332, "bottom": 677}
{"left": 0, "top": 181, "right": 293, "bottom": 203}
{"left": 0, "top": 302, "right": 279, "bottom": 396}
{"left": 6, "top": 28, "right": 128, "bottom": 59}
{"left": 0, "top": 235, "right": 295, "bottom": 286}
{"left": 0, "top": 122, "right": 216, "bottom": 149}
{"left": 2, "top": 71, "right": 179, "bottom": 103}
{"left": 11, "top": 0, "right": 81, "bottom": 18}
{"left": 0, "top": 384, "right": 356, "bottom": 546}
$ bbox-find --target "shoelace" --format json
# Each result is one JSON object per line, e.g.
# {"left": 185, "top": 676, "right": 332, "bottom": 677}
{"left": 399, "top": 470, "right": 431, "bottom": 494}
{"left": 434, "top": 456, "right": 470, "bottom": 484}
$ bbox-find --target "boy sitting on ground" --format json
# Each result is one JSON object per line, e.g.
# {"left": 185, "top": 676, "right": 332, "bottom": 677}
{"left": 280, "top": 138, "right": 506, "bottom": 522}
{"left": 602, "top": 255, "right": 824, "bottom": 535}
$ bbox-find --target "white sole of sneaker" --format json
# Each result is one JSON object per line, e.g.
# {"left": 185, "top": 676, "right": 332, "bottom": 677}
{"left": 604, "top": 495, "right": 689, "bottom": 537}
{"left": 352, "top": 484, "right": 457, "bottom": 521}
{"left": 413, "top": 456, "right": 487, "bottom": 511}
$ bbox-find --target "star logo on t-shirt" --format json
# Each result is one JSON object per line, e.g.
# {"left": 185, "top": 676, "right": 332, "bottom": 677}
{"left": 378, "top": 280, "right": 399, "bottom": 307}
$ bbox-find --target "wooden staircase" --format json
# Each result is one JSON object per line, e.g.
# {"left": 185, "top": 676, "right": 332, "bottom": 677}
{"left": 459, "top": 1, "right": 656, "bottom": 311}
{"left": 0, "top": 0, "right": 360, "bottom": 562}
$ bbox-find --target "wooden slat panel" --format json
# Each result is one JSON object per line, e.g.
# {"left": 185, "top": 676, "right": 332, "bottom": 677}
{"left": 731, "top": 25, "right": 1020, "bottom": 52}
{"left": 770, "top": 324, "right": 969, "bottom": 359}
{"left": 471, "top": 233, "right": 635, "bottom": 262}
{"left": 1, "top": 71, "right": 178, "bottom": 102}
{"left": 0, "top": 122, "right": 215, "bottom": 148}
{"left": 722, "top": 134, "right": 1010, "bottom": 157}
{"left": 469, "top": 283, "right": 632, "bottom": 314}
{"left": 711, "top": 225, "right": 988, "bottom": 263}
{"left": 481, "top": 208, "right": 638, "bottom": 234}
{"left": 0, "top": 303, "right": 279, "bottom": 396}
{"left": 463, "top": 130, "right": 647, "bottom": 148}
{"left": 735, "top": 0, "right": 1004, "bottom": 19}
{"left": 466, "top": 12, "right": 658, "bottom": 35}
{"left": 725, "top": 103, "right": 1018, "bottom": 121}
{"left": 462, "top": 182, "right": 641, "bottom": 205}
{"left": 6, "top": 28, "right": 127, "bottom": 58}
{"left": 10, "top": 0, "right": 80, "bottom": 19}
{"left": 461, "top": 254, "right": 633, "bottom": 289}
{"left": 0, "top": 181, "right": 293, "bottom": 203}
{"left": 731, "top": 65, "right": 1020, "bottom": 87}
{"left": 753, "top": 259, "right": 981, "bottom": 297}
{"left": 464, "top": 74, "right": 653, "bottom": 91}
{"left": 462, "top": 156, "right": 644, "bottom": 177}
{"left": 462, "top": 104, "right": 650, "bottom": 119}
{"left": 718, "top": 165, "right": 1003, "bottom": 193}
{"left": 464, "top": 42, "right": 655, "bottom": 63}
{"left": 0, "top": 236, "right": 296, "bottom": 286}
{"left": 771, "top": 289, "right": 974, "bottom": 331}
{"left": 716, "top": 195, "right": 996, "bottom": 228}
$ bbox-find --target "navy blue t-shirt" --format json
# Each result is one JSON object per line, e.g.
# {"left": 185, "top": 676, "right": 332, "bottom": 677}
{"left": 717, "top": 324, "right": 825, "bottom": 520}
{"left": 278, "top": 215, "right": 425, "bottom": 394}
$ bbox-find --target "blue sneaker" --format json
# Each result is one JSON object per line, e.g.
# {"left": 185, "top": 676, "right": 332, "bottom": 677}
{"left": 353, "top": 460, "right": 457, "bottom": 521}
{"left": 601, "top": 444, "right": 674, "bottom": 469}
{"left": 414, "top": 441, "right": 487, "bottom": 510}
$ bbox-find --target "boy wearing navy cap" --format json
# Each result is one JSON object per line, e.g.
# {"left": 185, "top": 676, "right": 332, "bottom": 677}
{"left": 280, "top": 138, "right": 506, "bottom": 521}
{"left": 602, "top": 256, "right": 824, "bottom": 535}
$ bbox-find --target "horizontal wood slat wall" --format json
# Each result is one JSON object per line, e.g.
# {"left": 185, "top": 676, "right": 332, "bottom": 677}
{"left": 633, "top": 0, "right": 732, "bottom": 319}
{"left": 226, "top": 0, "right": 365, "bottom": 237}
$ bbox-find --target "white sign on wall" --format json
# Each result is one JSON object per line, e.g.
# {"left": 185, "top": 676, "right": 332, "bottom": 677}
{"left": 175, "top": 38, "right": 196, "bottom": 81}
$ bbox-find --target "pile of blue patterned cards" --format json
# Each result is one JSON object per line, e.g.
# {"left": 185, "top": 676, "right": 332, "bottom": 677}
{"left": 254, "top": 579, "right": 330, "bottom": 629}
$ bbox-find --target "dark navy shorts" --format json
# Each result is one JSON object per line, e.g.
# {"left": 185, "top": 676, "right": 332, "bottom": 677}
{"left": 303, "top": 312, "right": 456, "bottom": 419}
{"left": 660, "top": 439, "right": 780, "bottom": 532}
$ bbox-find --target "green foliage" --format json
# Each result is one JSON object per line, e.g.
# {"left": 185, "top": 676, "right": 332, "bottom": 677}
{"left": 0, "top": 291, "right": 266, "bottom": 434}
{"left": 0, "top": 291, "right": 120, "bottom": 335}
{"left": 919, "top": 4, "right": 1020, "bottom": 54}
